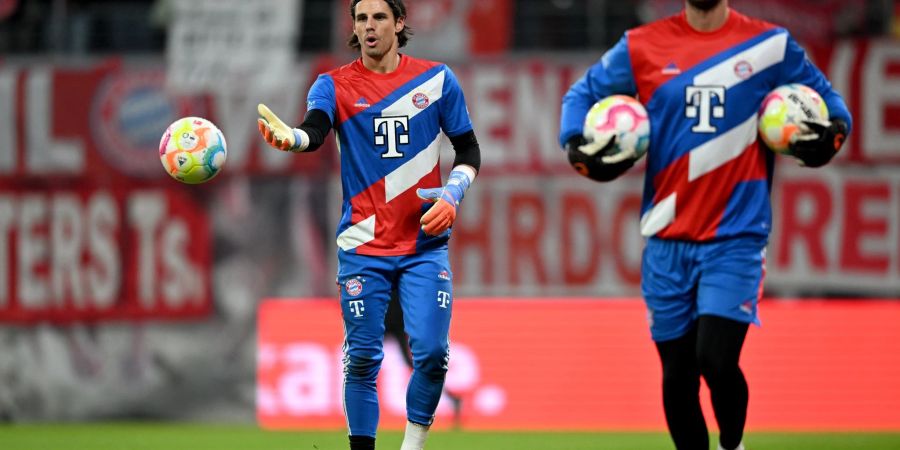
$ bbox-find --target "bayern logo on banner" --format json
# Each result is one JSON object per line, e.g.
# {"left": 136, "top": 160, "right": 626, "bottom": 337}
{"left": 91, "top": 71, "right": 198, "bottom": 178}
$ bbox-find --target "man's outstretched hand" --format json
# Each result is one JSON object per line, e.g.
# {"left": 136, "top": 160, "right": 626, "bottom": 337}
{"left": 257, "top": 103, "right": 307, "bottom": 152}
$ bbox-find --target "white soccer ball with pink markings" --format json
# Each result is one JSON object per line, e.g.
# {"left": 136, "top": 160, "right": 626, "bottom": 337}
{"left": 159, "top": 116, "right": 227, "bottom": 184}
{"left": 582, "top": 94, "right": 650, "bottom": 161}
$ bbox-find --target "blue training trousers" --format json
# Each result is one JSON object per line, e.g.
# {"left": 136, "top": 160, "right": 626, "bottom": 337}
{"left": 337, "top": 246, "right": 453, "bottom": 437}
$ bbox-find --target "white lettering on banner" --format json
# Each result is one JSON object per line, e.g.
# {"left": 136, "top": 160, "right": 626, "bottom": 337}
{"left": 161, "top": 220, "right": 203, "bottom": 307}
{"left": 51, "top": 195, "right": 85, "bottom": 305}
{"left": 18, "top": 195, "right": 49, "bottom": 308}
{"left": 0, "top": 69, "right": 16, "bottom": 174}
{"left": 862, "top": 42, "right": 900, "bottom": 159}
{"left": 129, "top": 192, "right": 203, "bottom": 309}
{"left": 769, "top": 167, "right": 900, "bottom": 294}
{"left": 25, "top": 69, "right": 85, "bottom": 174}
{"left": 0, "top": 197, "right": 13, "bottom": 306}
{"left": 87, "top": 193, "right": 119, "bottom": 308}
{"left": 130, "top": 193, "right": 165, "bottom": 307}
{"left": 448, "top": 175, "right": 646, "bottom": 297}
{"left": 257, "top": 340, "right": 501, "bottom": 418}
{"left": 469, "top": 67, "right": 508, "bottom": 167}
{"left": 0, "top": 189, "right": 210, "bottom": 322}
{"left": 513, "top": 68, "right": 563, "bottom": 165}
{"left": 13, "top": 194, "right": 122, "bottom": 310}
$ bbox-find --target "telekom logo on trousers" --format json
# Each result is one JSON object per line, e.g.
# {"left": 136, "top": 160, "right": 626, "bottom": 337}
{"left": 348, "top": 300, "right": 365, "bottom": 317}
{"left": 437, "top": 291, "right": 451, "bottom": 308}
{"left": 257, "top": 340, "right": 506, "bottom": 418}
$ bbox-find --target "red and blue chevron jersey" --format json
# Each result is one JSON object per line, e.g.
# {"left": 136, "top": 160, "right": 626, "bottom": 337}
{"left": 307, "top": 55, "right": 473, "bottom": 256}
{"left": 559, "top": 8, "right": 852, "bottom": 241}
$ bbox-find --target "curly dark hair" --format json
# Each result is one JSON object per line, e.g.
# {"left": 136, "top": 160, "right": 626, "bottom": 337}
{"left": 347, "top": 0, "right": 413, "bottom": 50}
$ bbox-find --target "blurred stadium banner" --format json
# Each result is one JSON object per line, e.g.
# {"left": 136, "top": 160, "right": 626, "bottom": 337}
{"left": 165, "top": 0, "right": 300, "bottom": 93}
{"left": 258, "top": 298, "right": 900, "bottom": 431}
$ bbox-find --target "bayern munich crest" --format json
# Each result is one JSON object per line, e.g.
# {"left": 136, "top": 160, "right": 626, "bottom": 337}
{"left": 733, "top": 60, "right": 753, "bottom": 79}
{"left": 91, "top": 70, "right": 198, "bottom": 178}
{"left": 345, "top": 278, "right": 363, "bottom": 297}
{"left": 412, "top": 92, "right": 430, "bottom": 109}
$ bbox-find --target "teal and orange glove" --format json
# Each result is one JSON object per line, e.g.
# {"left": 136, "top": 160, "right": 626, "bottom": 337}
{"left": 257, "top": 103, "right": 309, "bottom": 152}
{"left": 416, "top": 167, "right": 475, "bottom": 236}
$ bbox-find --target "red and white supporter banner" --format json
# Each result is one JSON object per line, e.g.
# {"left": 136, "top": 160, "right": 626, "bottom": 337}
{"left": 258, "top": 298, "right": 900, "bottom": 431}
{"left": 0, "top": 183, "right": 212, "bottom": 323}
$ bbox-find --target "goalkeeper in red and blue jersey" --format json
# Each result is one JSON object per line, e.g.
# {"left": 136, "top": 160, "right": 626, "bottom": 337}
{"left": 559, "top": 1, "right": 851, "bottom": 449}
{"left": 257, "top": 1, "right": 480, "bottom": 449}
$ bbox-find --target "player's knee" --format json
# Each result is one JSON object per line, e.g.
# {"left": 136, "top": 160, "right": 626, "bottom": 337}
{"left": 662, "top": 363, "right": 700, "bottom": 390}
{"left": 344, "top": 352, "right": 383, "bottom": 381}
{"left": 696, "top": 349, "right": 739, "bottom": 386}
{"left": 413, "top": 345, "right": 449, "bottom": 379}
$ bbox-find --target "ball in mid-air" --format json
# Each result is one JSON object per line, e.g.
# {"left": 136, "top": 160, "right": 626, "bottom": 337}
{"left": 159, "top": 117, "right": 227, "bottom": 184}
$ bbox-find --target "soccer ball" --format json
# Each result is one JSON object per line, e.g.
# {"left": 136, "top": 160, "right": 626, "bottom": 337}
{"left": 758, "top": 84, "right": 829, "bottom": 154}
{"left": 159, "top": 117, "right": 227, "bottom": 184}
{"left": 582, "top": 95, "right": 650, "bottom": 160}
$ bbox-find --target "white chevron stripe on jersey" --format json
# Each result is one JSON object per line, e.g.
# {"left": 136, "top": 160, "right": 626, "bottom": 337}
{"left": 689, "top": 114, "right": 758, "bottom": 182}
{"left": 640, "top": 115, "right": 757, "bottom": 237}
{"left": 640, "top": 193, "right": 677, "bottom": 237}
{"left": 385, "top": 132, "right": 442, "bottom": 202}
{"left": 381, "top": 69, "right": 445, "bottom": 119}
{"left": 337, "top": 215, "right": 376, "bottom": 251}
{"left": 693, "top": 32, "right": 787, "bottom": 89}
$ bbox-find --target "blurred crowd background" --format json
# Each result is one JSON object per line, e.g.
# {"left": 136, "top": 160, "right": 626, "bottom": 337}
{"left": 0, "top": 0, "right": 898, "bottom": 427}
{"left": 0, "top": 0, "right": 896, "bottom": 55}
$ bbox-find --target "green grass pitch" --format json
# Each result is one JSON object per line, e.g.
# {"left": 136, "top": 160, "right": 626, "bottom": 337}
{"left": 1, "top": 424, "right": 899, "bottom": 449}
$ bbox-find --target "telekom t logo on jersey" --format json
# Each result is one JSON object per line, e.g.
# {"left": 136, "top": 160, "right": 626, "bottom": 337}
{"left": 374, "top": 116, "right": 410, "bottom": 158}
{"left": 685, "top": 85, "right": 726, "bottom": 133}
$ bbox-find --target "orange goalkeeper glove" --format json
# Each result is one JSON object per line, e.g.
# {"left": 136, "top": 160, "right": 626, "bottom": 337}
{"left": 257, "top": 103, "right": 309, "bottom": 152}
{"left": 416, "top": 167, "right": 475, "bottom": 236}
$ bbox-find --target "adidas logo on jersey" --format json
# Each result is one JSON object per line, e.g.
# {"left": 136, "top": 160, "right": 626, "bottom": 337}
{"left": 661, "top": 62, "right": 681, "bottom": 75}
{"left": 354, "top": 97, "right": 371, "bottom": 108}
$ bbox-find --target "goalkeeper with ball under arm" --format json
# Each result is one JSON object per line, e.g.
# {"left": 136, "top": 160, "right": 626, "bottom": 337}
{"left": 559, "top": 1, "right": 851, "bottom": 449}
{"left": 256, "top": 1, "right": 480, "bottom": 449}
